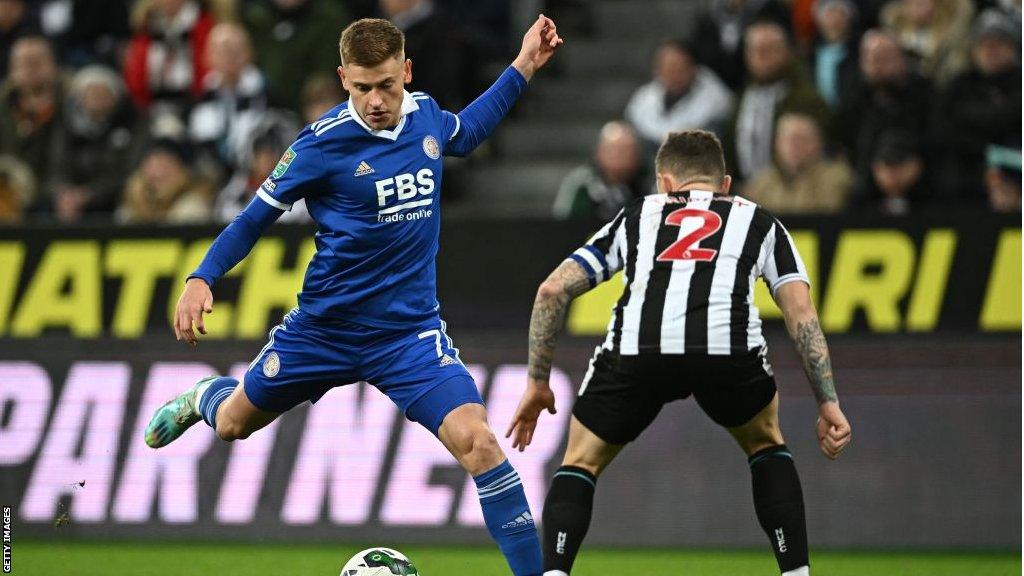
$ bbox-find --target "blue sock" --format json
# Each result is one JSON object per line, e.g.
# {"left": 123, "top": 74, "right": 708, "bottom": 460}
{"left": 197, "top": 376, "right": 237, "bottom": 429}
{"left": 474, "top": 460, "right": 543, "bottom": 576}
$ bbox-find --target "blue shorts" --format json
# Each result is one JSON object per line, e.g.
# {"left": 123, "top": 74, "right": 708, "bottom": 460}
{"left": 243, "top": 309, "right": 482, "bottom": 435}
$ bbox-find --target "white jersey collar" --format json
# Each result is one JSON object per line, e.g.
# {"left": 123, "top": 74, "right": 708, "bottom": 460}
{"left": 679, "top": 189, "right": 715, "bottom": 200}
{"left": 347, "top": 90, "right": 420, "bottom": 141}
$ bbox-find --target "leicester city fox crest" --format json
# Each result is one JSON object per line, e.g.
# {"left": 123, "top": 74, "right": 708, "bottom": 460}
{"left": 422, "top": 135, "right": 440, "bottom": 160}
{"left": 263, "top": 352, "right": 281, "bottom": 377}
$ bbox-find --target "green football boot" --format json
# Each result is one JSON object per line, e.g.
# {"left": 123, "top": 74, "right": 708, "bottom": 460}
{"left": 144, "top": 376, "right": 217, "bottom": 448}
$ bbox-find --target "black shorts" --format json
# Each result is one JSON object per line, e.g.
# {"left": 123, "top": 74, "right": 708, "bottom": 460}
{"left": 572, "top": 348, "right": 777, "bottom": 445}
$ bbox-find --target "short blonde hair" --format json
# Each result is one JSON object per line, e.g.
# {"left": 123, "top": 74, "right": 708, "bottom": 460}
{"left": 339, "top": 18, "right": 405, "bottom": 67}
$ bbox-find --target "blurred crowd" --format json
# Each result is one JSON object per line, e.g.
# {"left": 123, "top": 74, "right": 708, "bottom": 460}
{"left": 0, "top": 0, "right": 511, "bottom": 224}
{"left": 554, "top": 0, "right": 1022, "bottom": 219}
{"left": 0, "top": 0, "right": 1019, "bottom": 225}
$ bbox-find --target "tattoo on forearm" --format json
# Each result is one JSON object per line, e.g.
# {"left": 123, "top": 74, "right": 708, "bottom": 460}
{"left": 528, "top": 261, "right": 591, "bottom": 380}
{"left": 793, "top": 318, "right": 838, "bottom": 405}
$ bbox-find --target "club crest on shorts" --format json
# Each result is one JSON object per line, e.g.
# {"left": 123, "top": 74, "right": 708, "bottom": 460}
{"left": 263, "top": 352, "right": 281, "bottom": 377}
{"left": 422, "top": 135, "right": 440, "bottom": 160}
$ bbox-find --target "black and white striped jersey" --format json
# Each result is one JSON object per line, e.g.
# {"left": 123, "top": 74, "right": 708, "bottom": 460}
{"left": 568, "top": 190, "right": 809, "bottom": 355}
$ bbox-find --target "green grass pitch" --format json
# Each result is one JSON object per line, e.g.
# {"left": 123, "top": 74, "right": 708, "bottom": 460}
{"left": 15, "top": 541, "right": 1020, "bottom": 575}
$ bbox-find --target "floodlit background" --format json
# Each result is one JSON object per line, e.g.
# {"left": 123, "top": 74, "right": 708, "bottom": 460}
{"left": 0, "top": 0, "right": 1020, "bottom": 574}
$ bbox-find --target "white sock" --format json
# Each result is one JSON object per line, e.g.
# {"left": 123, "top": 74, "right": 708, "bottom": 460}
{"left": 782, "top": 566, "right": 809, "bottom": 576}
{"left": 543, "top": 572, "right": 569, "bottom": 576}
{"left": 192, "top": 379, "right": 215, "bottom": 414}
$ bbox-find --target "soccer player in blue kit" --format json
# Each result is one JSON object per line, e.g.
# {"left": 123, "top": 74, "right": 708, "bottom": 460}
{"left": 144, "top": 16, "right": 562, "bottom": 575}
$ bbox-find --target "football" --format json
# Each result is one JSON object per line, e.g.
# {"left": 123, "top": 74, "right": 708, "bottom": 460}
{"left": 340, "top": 548, "right": 419, "bottom": 576}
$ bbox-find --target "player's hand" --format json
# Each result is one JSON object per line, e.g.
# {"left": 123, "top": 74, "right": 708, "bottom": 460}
{"left": 512, "top": 14, "right": 563, "bottom": 81}
{"left": 505, "top": 379, "right": 557, "bottom": 452}
{"left": 816, "top": 401, "right": 851, "bottom": 460}
{"left": 174, "top": 278, "right": 213, "bottom": 347}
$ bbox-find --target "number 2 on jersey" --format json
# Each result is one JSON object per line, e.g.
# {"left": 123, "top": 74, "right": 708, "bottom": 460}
{"left": 656, "top": 208, "right": 722, "bottom": 262}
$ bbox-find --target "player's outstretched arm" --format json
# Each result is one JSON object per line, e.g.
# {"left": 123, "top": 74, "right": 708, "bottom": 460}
{"left": 506, "top": 259, "right": 592, "bottom": 451}
{"left": 511, "top": 14, "right": 564, "bottom": 82}
{"left": 174, "top": 278, "right": 214, "bottom": 346}
{"left": 444, "top": 15, "right": 563, "bottom": 157}
{"left": 174, "top": 198, "right": 282, "bottom": 346}
{"left": 774, "top": 281, "right": 852, "bottom": 460}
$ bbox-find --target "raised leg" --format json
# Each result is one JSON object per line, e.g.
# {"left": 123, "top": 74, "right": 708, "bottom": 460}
{"left": 145, "top": 375, "right": 279, "bottom": 448}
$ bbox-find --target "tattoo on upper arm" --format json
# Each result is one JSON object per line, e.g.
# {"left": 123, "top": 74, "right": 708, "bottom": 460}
{"left": 527, "top": 260, "right": 591, "bottom": 380}
{"left": 793, "top": 318, "right": 838, "bottom": 404}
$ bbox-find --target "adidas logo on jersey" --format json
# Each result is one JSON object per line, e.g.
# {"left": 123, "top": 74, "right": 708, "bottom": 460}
{"left": 439, "top": 354, "right": 457, "bottom": 367}
{"left": 354, "top": 161, "right": 375, "bottom": 177}
{"left": 501, "top": 512, "right": 534, "bottom": 530}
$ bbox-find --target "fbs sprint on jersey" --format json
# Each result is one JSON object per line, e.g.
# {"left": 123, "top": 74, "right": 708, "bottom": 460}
{"left": 375, "top": 169, "right": 436, "bottom": 223}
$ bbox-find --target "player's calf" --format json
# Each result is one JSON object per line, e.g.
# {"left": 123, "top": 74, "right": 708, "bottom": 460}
{"left": 209, "top": 382, "right": 279, "bottom": 442}
{"left": 438, "top": 403, "right": 543, "bottom": 576}
{"left": 541, "top": 418, "right": 620, "bottom": 575}
{"left": 749, "top": 444, "right": 809, "bottom": 575}
{"left": 727, "top": 395, "right": 809, "bottom": 574}
{"left": 541, "top": 465, "right": 597, "bottom": 576}
{"left": 144, "top": 375, "right": 277, "bottom": 448}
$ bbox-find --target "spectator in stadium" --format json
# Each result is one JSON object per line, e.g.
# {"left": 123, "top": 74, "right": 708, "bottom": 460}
{"left": 188, "top": 22, "right": 269, "bottom": 181}
{"left": 241, "top": 0, "right": 349, "bottom": 112}
{"left": 985, "top": 145, "right": 1022, "bottom": 213}
{"left": 214, "top": 110, "right": 311, "bottom": 223}
{"left": 0, "top": 154, "right": 35, "bottom": 223}
{"left": 862, "top": 130, "right": 927, "bottom": 215}
{"left": 729, "top": 20, "right": 830, "bottom": 182}
{"left": 880, "top": 0, "right": 975, "bottom": 86}
{"left": 692, "top": 0, "right": 792, "bottom": 90}
{"left": 836, "top": 29, "right": 931, "bottom": 186}
{"left": 205, "top": 0, "right": 238, "bottom": 21}
{"left": 51, "top": 65, "right": 139, "bottom": 222}
{"left": 123, "top": 0, "right": 216, "bottom": 117}
{"left": 985, "top": 0, "right": 1022, "bottom": 20}
{"left": 743, "top": 112, "right": 852, "bottom": 214}
{"left": 552, "top": 121, "right": 647, "bottom": 221}
{"left": 300, "top": 72, "right": 344, "bottom": 125}
{"left": 380, "top": 0, "right": 466, "bottom": 110}
{"left": 811, "top": 0, "right": 860, "bottom": 107}
{"left": 625, "top": 39, "right": 734, "bottom": 151}
{"left": 117, "top": 136, "right": 214, "bottom": 223}
{"left": 36, "top": 0, "right": 131, "bottom": 69}
{"left": 0, "top": 0, "right": 39, "bottom": 80}
{"left": 0, "top": 36, "right": 63, "bottom": 213}
{"left": 931, "top": 9, "right": 1021, "bottom": 202}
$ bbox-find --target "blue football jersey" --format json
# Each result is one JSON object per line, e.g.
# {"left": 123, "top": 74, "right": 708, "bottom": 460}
{"left": 253, "top": 91, "right": 468, "bottom": 328}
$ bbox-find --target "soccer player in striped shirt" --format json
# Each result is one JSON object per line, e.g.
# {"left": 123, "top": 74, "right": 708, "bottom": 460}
{"left": 508, "top": 130, "right": 852, "bottom": 576}
{"left": 144, "top": 17, "right": 561, "bottom": 576}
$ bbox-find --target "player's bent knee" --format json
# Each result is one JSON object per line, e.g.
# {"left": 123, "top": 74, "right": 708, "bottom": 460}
{"left": 471, "top": 429, "right": 503, "bottom": 462}
{"left": 460, "top": 426, "right": 504, "bottom": 475}
{"left": 561, "top": 444, "right": 616, "bottom": 478}
{"left": 561, "top": 446, "right": 617, "bottom": 478}
{"left": 215, "top": 422, "right": 238, "bottom": 442}
{"left": 560, "top": 456, "right": 602, "bottom": 478}
{"left": 215, "top": 416, "right": 251, "bottom": 442}
{"left": 731, "top": 424, "right": 785, "bottom": 456}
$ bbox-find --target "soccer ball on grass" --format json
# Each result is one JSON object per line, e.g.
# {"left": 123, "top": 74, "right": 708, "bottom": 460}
{"left": 340, "top": 547, "right": 419, "bottom": 576}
